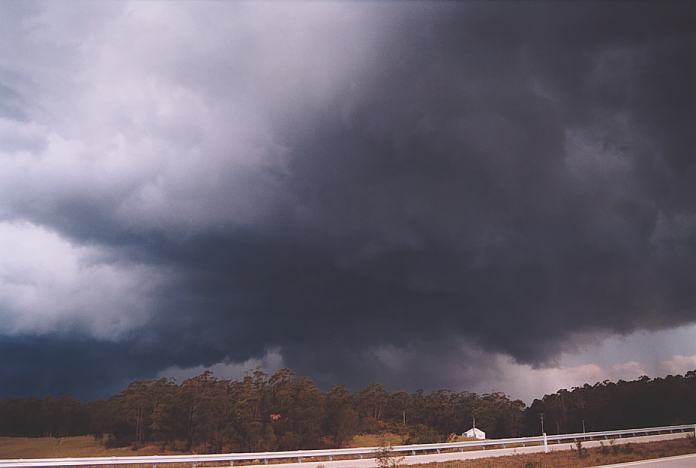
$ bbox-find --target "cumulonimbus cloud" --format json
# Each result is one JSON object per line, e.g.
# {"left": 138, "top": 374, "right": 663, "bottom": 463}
{"left": 0, "top": 0, "right": 694, "bottom": 397}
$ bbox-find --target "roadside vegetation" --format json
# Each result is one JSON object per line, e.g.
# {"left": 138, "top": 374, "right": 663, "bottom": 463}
{"left": 2, "top": 434, "right": 694, "bottom": 467}
{"left": 412, "top": 437, "right": 696, "bottom": 467}
{"left": 0, "top": 435, "right": 179, "bottom": 458}
{"left": 0, "top": 368, "right": 694, "bottom": 455}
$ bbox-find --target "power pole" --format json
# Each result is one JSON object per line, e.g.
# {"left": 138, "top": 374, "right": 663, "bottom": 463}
{"left": 582, "top": 419, "right": 586, "bottom": 433}
{"left": 539, "top": 413, "right": 545, "bottom": 434}
{"left": 402, "top": 410, "right": 406, "bottom": 426}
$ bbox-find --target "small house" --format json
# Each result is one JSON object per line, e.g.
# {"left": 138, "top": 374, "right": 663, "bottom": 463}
{"left": 463, "top": 427, "right": 486, "bottom": 439}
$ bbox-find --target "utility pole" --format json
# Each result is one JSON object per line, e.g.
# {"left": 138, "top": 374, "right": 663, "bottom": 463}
{"left": 539, "top": 413, "right": 545, "bottom": 434}
{"left": 402, "top": 410, "right": 406, "bottom": 426}
{"left": 582, "top": 419, "right": 586, "bottom": 433}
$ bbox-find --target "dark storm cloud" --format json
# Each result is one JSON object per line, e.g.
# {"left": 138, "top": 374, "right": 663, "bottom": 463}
{"left": 0, "top": 1, "right": 695, "bottom": 397}
{"left": 232, "top": 0, "right": 696, "bottom": 367}
{"left": 0, "top": 336, "right": 161, "bottom": 399}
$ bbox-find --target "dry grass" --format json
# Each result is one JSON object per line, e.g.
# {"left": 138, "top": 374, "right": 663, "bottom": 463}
{"left": 347, "top": 432, "right": 406, "bottom": 448}
{"left": 0, "top": 435, "right": 180, "bottom": 458}
{"left": 413, "top": 437, "right": 696, "bottom": 468}
{"left": 2, "top": 434, "right": 695, "bottom": 468}
{"left": 446, "top": 435, "right": 481, "bottom": 443}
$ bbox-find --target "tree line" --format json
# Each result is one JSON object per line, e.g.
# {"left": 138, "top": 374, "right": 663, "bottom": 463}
{"left": 527, "top": 371, "right": 696, "bottom": 435}
{"left": 0, "top": 368, "right": 694, "bottom": 453}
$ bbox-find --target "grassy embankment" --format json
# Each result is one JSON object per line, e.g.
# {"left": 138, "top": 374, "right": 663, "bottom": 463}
{"left": 0, "top": 435, "right": 179, "bottom": 458}
{"left": 0, "top": 434, "right": 405, "bottom": 458}
{"left": 2, "top": 434, "right": 695, "bottom": 467}
{"left": 413, "top": 437, "right": 696, "bottom": 468}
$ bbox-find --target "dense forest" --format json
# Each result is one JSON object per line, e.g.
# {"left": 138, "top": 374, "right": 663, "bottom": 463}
{"left": 0, "top": 368, "right": 694, "bottom": 453}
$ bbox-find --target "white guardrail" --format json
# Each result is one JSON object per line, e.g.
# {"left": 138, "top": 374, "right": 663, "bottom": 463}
{"left": 0, "top": 424, "right": 694, "bottom": 467}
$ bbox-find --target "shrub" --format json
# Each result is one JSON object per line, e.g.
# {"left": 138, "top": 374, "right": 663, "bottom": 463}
{"left": 407, "top": 424, "right": 440, "bottom": 444}
{"left": 375, "top": 442, "right": 405, "bottom": 468}
{"left": 573, "top": 440, "right": 589, "bottom": 458}
{"left": 610, "top": 438, "right": 619, "bottom": 455}
{"left": 688, "top": 433, "right": 696, "bottom": 447}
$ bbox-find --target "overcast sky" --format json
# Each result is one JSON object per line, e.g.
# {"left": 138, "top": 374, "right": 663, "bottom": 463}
{"left": 0, "top": 0, "right": 694, "bottom": 403}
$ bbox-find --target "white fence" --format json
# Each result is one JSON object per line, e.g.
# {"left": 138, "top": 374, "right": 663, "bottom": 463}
{"left": 1, "top": 423, "right": 694, "bottom": 467}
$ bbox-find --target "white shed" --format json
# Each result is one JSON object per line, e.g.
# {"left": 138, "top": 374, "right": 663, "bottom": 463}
{"left": 463, "top": 427, "right": 486, "bottom": 439}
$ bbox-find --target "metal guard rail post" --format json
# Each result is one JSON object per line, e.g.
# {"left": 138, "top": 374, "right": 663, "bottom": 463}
{"left": 0, "top": 423, "right": 693, "bottom": 467}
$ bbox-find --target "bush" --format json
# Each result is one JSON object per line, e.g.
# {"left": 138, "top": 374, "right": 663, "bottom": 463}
{"left": 688, "top": 433, "right": 696, "bottom": 447}
{"left": 375, "top": 441, "right": 405, "bottom": 468}
{"left": 104, "top": 420, "right": 132, "bottom": 448}
{"left": 406, "top": 424, "right": 440, "bottom": 444}
{"left": 573, "top": 440, "right": 589, "bottom": 458}
{"left": 610, "top": 438, "right": 619, "bottom": 455}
